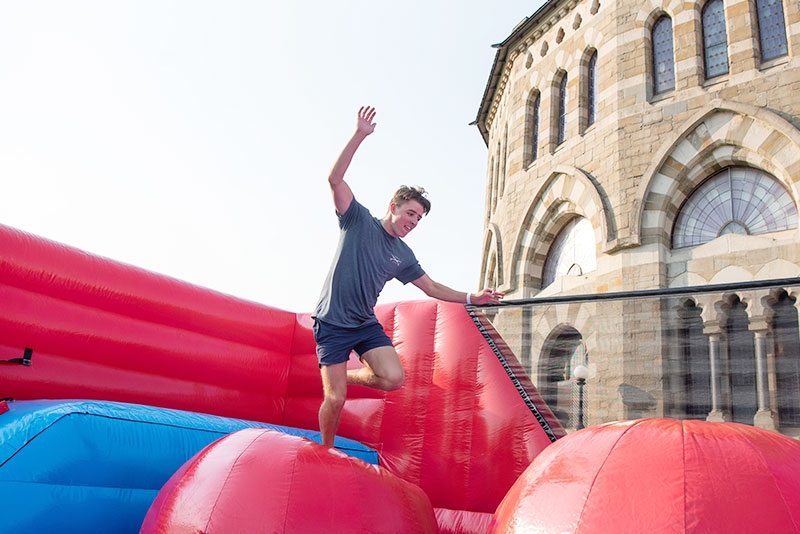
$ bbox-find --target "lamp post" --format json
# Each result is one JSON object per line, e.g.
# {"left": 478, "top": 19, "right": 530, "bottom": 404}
{"left": 573, "top": 364, "right": 589, "bottom": 430}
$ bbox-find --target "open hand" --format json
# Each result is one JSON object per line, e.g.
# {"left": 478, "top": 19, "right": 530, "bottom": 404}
{"left": 357, "top": 106, "right": 377, "bottom": 136}
{"left": 471, "top": 288, "right": 504, "bottom": 305}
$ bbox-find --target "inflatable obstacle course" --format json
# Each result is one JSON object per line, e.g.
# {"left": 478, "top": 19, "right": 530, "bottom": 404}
{"left": 0, "top": 399, "right": 376, "bottom": 532}
{"left": 142, "top": 428, "right": 438, "bottom": 533}
{"left": 0, "top": 222, "right": 562, "bottom": 532}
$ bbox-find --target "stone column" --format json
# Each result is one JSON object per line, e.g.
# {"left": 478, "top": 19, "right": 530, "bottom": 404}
{"left": 743, "top": 290, "right": 777, "bottom": 430}
{"left": 706, "top": 333, "right": 727, "bottom": 422}
{"left": 753, "top": 330, "right": 777, "bottom": 430}
{"left": 697, "top": 294, "right": 728, "bottom": 422}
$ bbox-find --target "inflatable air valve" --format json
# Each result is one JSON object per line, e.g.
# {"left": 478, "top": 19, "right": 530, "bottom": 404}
{"left": 0, "top": 347, "right": 32, "bottom": 366}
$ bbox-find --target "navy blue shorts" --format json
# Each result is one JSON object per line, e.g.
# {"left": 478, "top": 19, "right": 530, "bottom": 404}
{"left": 313, "top": 319, "right": 393, "bottom": 366}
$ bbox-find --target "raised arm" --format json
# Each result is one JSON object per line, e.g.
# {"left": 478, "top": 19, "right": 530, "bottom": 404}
{"left": 411, "top": 274, "right": 504, "bottom": 306}
{"left": 328, "top": 106, "right": 377, "bottom": 215}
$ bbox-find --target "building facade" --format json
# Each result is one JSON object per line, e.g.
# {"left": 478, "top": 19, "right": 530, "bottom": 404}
{"left": 474, "top": 0, "right": 800, "bottom": 436}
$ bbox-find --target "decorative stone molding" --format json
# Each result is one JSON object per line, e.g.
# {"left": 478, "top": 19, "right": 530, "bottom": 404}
{"left": 484, "top": 0, "right": 585, "bottom": 133}
{"left": 636, "top": 100, "right": 800, "bottom": 248}
{"left": 509, "top": 166, "right": 610, "bottom": 292}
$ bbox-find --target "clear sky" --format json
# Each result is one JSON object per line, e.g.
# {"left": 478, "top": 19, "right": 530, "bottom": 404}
{"left": 0, "top": 1, "right": 542, "bottom": 312}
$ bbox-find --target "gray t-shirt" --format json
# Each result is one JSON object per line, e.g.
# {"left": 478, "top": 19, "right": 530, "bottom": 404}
{"left": 313, "top": 198, "right": 425, "bottom": 327}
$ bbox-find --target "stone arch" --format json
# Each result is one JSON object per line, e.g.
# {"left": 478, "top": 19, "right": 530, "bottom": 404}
{"left": 538, "top": 324, "right": 587, "bottom": 427}
{"left": 509, "top": 166, "right": 612, "bottom": 294}
{"left": 761, "top": 287, "right": 800, "bottom": 319}
{"left": 637, "top": 1, "right": 681, "bottom": 27}
{"left": 579, "top": 45, "right": 599, "bottom": 134}
{"left": 754, "top": 260, "right": 800, "bottom": 281}
{"left": 480, "top": 223, "right": 504, "bottom": 290}
{"left": 709, "top": 265, "right": 758, "bottom": 285}
{"left": 636, "top": 100, "right": 800, "bottom": 248}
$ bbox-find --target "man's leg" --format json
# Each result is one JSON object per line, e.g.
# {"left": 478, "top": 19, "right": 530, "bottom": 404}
{"left": 348, "top": 345, "right": 405, "bottom": 391}
{"left": 319, "top": 361, "right": 348, "bottom": 447}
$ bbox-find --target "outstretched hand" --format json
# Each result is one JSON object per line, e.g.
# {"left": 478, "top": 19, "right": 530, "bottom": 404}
{"left": 471, "top": 288, "right": 504, "bottom": 305}
{"left": 356, "top": 106, "right": 377, "bottom": 136}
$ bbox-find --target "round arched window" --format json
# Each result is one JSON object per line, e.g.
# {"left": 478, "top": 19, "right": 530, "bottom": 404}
{"left": 542, "top": 217, "right": 596, "bottom": 288}
{"left": 672, "top": 167, "right": 797, "bottom": 248}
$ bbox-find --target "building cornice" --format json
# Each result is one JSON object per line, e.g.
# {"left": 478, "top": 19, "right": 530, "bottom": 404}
{"left": 472, "top": 0, "right": 580, "bottom": 145}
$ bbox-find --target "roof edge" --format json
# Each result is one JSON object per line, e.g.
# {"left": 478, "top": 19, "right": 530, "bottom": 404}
{"left": 472, "top": 1, "right": 560, "bottom": 146}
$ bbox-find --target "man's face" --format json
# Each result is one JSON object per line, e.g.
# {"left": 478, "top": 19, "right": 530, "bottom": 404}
{"left": 389, "top": 199, "right": 425, "bottom": 238}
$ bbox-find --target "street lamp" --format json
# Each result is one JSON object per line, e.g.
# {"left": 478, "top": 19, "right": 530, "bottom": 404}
{"left": 573, "top": 364, "right": 589, "bottom": 430}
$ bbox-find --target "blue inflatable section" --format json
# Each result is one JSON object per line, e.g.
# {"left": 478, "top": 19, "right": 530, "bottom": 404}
{"left": 0, "top": 399, "right": 378, "bottom": 533}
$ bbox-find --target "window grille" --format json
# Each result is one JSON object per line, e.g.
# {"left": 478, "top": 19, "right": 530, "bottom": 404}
{"left": 557, "top": 75, "right": 568, "bottom": 144}
{"left": 756, "top": 0, "right": 788, "bottom": 61}
{"left": 702, "top": 0, "right": 729, "bottom": 78}
{"left": 587, "top": 52, "right": 598, "bottom": 127}
{"left": 673, "top": 167, "right": 798, "bottom": 248}
{"left": 652, "top": 16, "right": 675, "bottom": 94}
{"left": 531, "top": 94, "right": 540, "bottom": 162}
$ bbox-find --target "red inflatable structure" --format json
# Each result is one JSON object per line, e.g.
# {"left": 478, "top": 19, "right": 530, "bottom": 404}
{"left": 142, "top": 428, "right": 440, "bottom": 533}
{"left": 9, "top": 221, "right": 800, "bottom": 533}
{"left": 0, "top": 222, "right": 563, "bottom": 533}
{"left": 490, "top": 418, "right": 800, "bottom": 533}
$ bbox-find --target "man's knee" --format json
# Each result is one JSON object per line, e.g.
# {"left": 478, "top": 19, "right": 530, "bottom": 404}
{"left": 321, "top": 394, "right": 346, "bottom": 418}
{"left": 384, "top": 366, "right": 405, "bottom": 391}
{"left": 359, "top": 345, "right": 405, "bottom": 391}
{"left": 320, "top": 362, "right": 348, "bottom": 411}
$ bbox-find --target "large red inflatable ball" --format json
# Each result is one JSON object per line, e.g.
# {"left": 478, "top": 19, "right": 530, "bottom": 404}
{"left": 489, "top": 418, "right": 800, "bottom": 533}
{"left": 141, "top": 428, "right": 438, "bottom": 533}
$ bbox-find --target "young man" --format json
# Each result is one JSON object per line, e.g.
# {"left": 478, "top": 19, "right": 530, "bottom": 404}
{"left": 313, "top": 106, "right": 503, "bottom": 447}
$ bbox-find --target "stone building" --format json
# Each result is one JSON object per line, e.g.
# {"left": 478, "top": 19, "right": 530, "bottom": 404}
{"left": 473, "top": 0, "right": 800, "bottom": 436}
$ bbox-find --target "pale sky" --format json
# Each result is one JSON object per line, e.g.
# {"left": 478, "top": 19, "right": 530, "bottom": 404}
{"left": 0, "top": 1, "right": 542, "bottom": 312}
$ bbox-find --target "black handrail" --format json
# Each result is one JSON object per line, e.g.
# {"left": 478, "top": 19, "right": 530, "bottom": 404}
{"left": 468, "top": 277, "right": 800, "bottom": 308}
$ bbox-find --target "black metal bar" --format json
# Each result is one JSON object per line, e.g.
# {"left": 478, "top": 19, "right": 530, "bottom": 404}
{"left": 466, "top": 308, "right": 561, "bottom": 442}
{"left": 467, "top": 277, "right": 800, "bottom": 309}
{"left": 576, "top": 378, "right": 586, "bottom": 430}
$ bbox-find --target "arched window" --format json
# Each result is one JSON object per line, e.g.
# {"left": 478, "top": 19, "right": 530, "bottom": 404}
{"left": 529, "top": 92, "right": 541, "bottom": 163}
{"left": 542, "top": 217, "right": 596, "bottom": 289}
{"left": 487, "top": 155, "right": 496, "bottom": 216}
{"left": 756, "top": 0, "right": 788, "bottom": 61}
{"left": 652, "top": 15, "right": 675, "bottom": 94}
{"left": 491, "top": 145, "right": 500, "bottom": 213}
{"left": 724, "top": 296, "right": 757, "bottom": 425}
{"left": 557, "top": 73, "right": 568, "bottom": 144}
{"left": 702, "top": 0, "right": 729, "bottom": 78}
{"left": 539, "top": 327, "right": 586, "bottom": 428}
{"left": 499, "top": 125, "right": 508, "bottom": 198}
{"left": 672, "top": 167, "right": 797, "bottom": 248}
{"left": 677, "top": 300, "right": 712, "bottom": 418}
{"left": 770, "top": 291, "right": 800, "bottom": 426}
{"left": 586, "top": 51, "right": 598, "bottom": 127}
